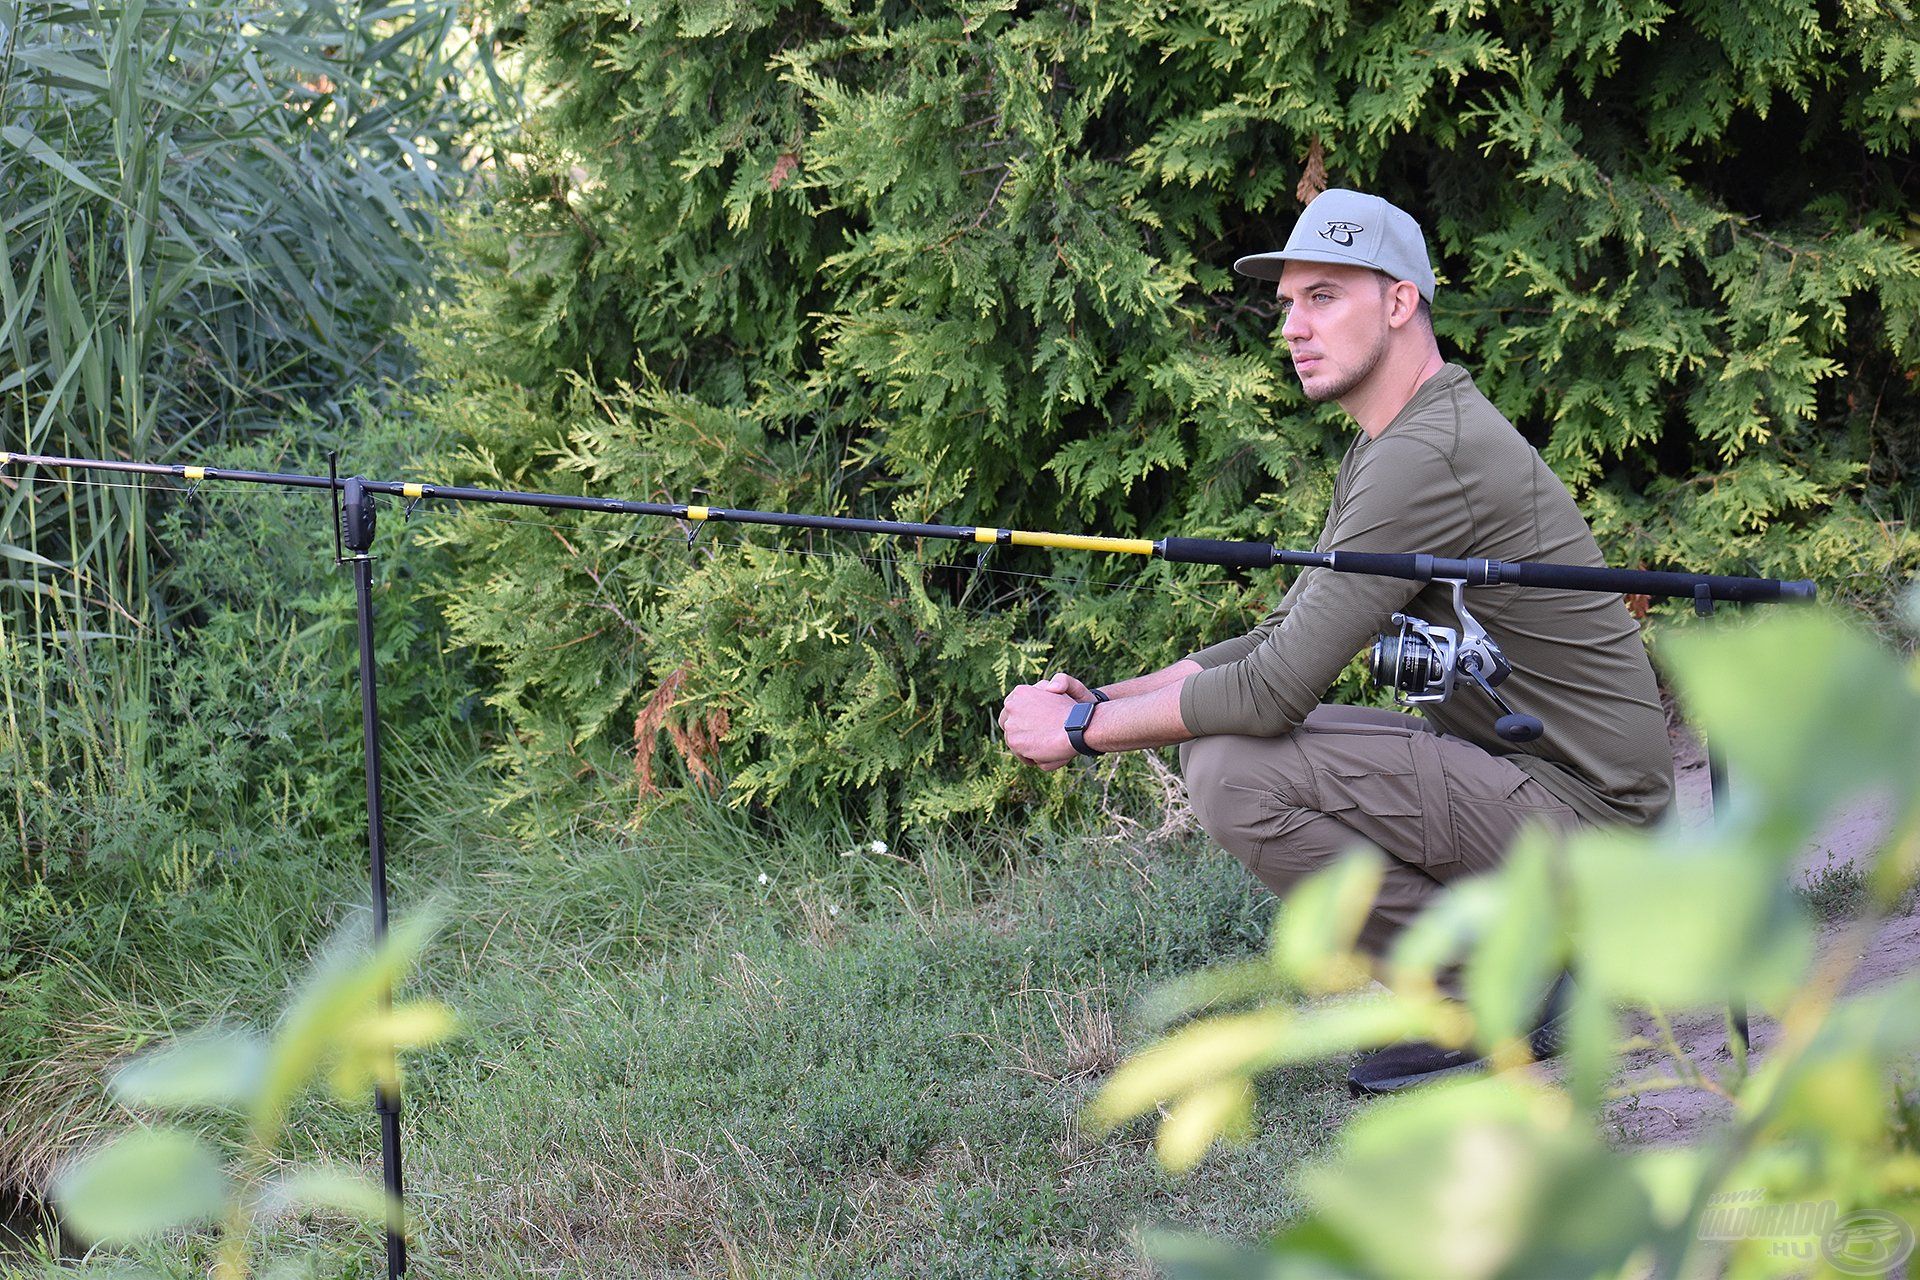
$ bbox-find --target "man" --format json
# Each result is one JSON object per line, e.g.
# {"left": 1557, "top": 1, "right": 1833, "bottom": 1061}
{"left": 997, "top": 188, "right": 1674, "bottom": 1094}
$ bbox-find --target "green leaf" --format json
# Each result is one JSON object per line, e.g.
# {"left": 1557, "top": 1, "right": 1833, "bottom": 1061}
{"left": 1089, "top": 998, "right": 1449, "bottom": 1132}
{"left": 1387, "top": 876, "right": 1506, "bottom": 980}
{"left": 259, "top": 1167, "right": 392, "bottom": 1225}
{"left": 1138, "top": 957, "right": 1286, "bottom": 1031}
{"left": 1147, "top": 1226, "right": 1357, "bottom": 1280}
{"left": 1746, "top": 977, "right": 1920, "bottom": 1144}
{"left": 1664, "top": 612, "right": 1920, "bottom": 842}
{"left": 1462, "top": 834, "right": 1565, "bottom": 1051}
{"left": 111, "top": 1030, "right": 268, "bottom": 1111}
{"left": 0, "top": 125, "right": 112, "bottom": 200}
{"left": 1303, "top": 1077, "right": 1651, "bottom": 1280}
{"left": 1086, "top": 1007, "right": 1291, "bottom": 1131}
{"left": 52, "top": 1129, "right": 227, "bottom": 1244}
{"left": 1567, "top": 825, "right": 1814, "bottom": 1007}
{"left": 258, "top": 909, "right": 442, "bottom": 1134}
{"left": 1269, "top": 850, "right": 1386, "bottom": 995}
{"left": 1156, "top": 1077, "right": 1255, "bottom": 1172}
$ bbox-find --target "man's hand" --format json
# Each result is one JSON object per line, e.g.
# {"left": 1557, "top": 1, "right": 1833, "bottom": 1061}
{"left": 998, "top": 680, "right": 1083, "bottom": 771}
{"left": 1038, "top": 671, "right": 1096, "bottom": 702}
{"left": 997, "top": 661, "right": 1200, "bottom": 768}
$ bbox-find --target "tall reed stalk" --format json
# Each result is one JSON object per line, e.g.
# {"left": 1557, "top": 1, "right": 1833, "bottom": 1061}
{"left": 0, "top": 0, "right": 501, "bottom": 787}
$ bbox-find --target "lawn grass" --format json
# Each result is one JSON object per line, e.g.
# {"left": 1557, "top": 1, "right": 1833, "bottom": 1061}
{"left": 4, "top": 754, "right": 1347, "bottom": 1278}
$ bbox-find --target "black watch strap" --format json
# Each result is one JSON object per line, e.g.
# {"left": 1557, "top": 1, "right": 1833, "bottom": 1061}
{"left": 1089, "top": 688, "right": 1110, "bottom": 703}
{"left": 1064, "top": 698, "right": 1101, "bottom": 757}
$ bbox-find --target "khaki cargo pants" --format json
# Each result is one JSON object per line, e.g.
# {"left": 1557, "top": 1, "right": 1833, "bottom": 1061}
{"left": 1178, "top": 704, "right": 1583, "bottom": 965}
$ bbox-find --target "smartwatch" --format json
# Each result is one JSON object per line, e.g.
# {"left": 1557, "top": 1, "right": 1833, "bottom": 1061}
{"left": 1065, "top": 696, "right": 1103, "bottom": 757}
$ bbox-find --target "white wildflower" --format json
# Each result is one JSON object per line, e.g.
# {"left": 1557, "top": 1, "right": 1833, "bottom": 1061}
{"left": 828, "top": 904, "right": 841, "bottom": 918}
{"left": 869, "top": 839, "right": 888, "bottom": 856}
{"left": 756, "top": 872, "right": 770, "bottom": 886}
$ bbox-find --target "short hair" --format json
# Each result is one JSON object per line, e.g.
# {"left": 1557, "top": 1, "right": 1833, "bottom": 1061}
{"left": 1376, "top": 271, "right": 1432, "bottom": 328}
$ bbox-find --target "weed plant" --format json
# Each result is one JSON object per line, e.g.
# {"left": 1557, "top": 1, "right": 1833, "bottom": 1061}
{"left": 0, "top": 0, "right": 507, "bottom": 782}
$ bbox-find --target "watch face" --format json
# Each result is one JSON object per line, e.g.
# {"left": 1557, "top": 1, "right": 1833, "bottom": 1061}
{"left": 1065, "top": 700, "right": 1095, "bottom": 731}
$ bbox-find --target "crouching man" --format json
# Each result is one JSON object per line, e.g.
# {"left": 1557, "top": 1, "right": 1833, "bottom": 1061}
{"left": 997, "top": 189, "right": 1673, "bottom": 1094}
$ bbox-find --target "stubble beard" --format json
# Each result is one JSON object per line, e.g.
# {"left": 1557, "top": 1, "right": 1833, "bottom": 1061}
{"left": 1299, "top": 325, "right": 1390, "bottom": 404}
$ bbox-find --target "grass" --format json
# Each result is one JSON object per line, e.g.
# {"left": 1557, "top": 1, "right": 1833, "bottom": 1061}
{"left": 1799, "top": 850, "right": 1920, "bottom": 922}
{"left": 1801, "top": 853, "right": 1874, "bottom": 921}
{"left": 2, "top": 751, "right": 1352, "bottom": 1279}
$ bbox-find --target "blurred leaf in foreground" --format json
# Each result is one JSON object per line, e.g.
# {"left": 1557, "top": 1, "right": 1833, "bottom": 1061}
{"left": 52, "top": 1128, "right": 227, "bottom": 1245}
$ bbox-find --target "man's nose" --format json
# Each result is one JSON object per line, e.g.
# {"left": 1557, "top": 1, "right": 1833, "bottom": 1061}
{"left": 1279, "top": 298, "right": 1307, "bottom": 341}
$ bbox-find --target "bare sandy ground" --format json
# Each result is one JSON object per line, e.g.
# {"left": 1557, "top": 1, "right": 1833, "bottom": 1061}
{"left": 1600, "top": 728, "right": 1915, "bottom": 1147}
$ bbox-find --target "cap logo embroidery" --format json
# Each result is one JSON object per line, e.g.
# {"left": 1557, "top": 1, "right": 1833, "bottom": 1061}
{"left": 1319, "top": 220, "right": 1364, "bottom": 247}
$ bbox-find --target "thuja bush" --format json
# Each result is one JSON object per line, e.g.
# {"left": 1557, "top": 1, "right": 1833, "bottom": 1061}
{"left": 413, "top": 0, "right": 1920, "bottom": 828}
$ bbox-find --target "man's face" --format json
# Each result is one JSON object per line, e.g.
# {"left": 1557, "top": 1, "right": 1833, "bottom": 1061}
{"left": 1275, "top": 261, "right": 1393, "bottom": 403}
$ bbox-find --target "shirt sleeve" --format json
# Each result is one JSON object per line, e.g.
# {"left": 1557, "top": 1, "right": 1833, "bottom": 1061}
{"left": 1179, "top": 437, "right": 1478, "bottom": 738}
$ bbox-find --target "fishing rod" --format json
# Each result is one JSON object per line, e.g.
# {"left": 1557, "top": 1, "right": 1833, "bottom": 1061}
{"left": 0, "top": 450, "right": 1817, "bottom": 600}
{"left": 0, "top": 448, "right": 1815, "bottom": 1274}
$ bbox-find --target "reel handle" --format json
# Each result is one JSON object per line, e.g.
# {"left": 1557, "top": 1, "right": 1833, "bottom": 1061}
{"left": 1495, "top": 713, "right": 1543, "bottom": 743}
{"left": 1463, "top": 659, "right": 1544, "bottom": 743}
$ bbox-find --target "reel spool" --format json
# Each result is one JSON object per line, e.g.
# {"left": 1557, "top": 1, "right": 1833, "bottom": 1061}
{"left": 1368, "top": 579, "right": 1543, "bottom": 743}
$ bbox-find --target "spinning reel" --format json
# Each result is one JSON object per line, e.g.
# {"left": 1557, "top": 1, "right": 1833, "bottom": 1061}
{"left": 1368, "top": 578, "right": 1544, "bottom": 743}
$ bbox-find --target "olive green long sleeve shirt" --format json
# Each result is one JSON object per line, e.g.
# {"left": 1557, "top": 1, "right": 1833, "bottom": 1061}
{"left": 1179, "top": 364, "right": 1674, "bottom": 828}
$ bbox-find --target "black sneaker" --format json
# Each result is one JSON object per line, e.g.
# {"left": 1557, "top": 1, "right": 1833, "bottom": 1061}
{"left": 1346, "top": 1038, "right": 1485, "bottom": 1096}
{"left": 1347, "top": 972, "right": 1574, "bottom": 1098}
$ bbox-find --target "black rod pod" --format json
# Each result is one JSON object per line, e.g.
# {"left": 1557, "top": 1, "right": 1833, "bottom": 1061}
{"left": 333, "top": 469, "right": 405, "bottom": 1277}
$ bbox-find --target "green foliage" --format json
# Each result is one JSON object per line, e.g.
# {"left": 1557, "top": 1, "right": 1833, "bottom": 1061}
{"left": 0, "top": 0, "right": 497, "bottom": 649}
{"left": 4, "top": 771, "right": 1357, "bottom": 1277}
{"left": 414, "top": 0, "right": 1920, "bottom": 828}
{"left": 0, "top": 418, "right": 478, "bottom": 1183}
{"left": 51, "top": 910, "right": 452, "bottom": 1278}
{"left": 1, "top": 424, "right": 474, "bottom": 877}
{"left": 1090, "top": 608, "right": 1920, "bottom": 1278}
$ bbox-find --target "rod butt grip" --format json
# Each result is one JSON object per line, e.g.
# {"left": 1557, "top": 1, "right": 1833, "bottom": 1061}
{"left": 1157, "top": 537, "right": 1276, "bottom": 569}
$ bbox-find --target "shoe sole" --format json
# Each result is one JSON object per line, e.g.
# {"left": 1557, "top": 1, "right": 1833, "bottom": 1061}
{"left": 1348, "top": 1016, "right": 1573, "bottom": 1098}
{"left": 1347, "top": 1057, "right": 1484, "bottom": 1097}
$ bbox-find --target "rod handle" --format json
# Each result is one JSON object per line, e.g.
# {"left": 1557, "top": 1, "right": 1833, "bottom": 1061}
{"left": 1156, "top": 537, "right": 1277, "bottom": 569}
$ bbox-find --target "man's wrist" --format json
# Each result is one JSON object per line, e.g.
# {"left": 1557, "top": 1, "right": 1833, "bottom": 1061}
{"left": 1064, "top": 699, "right": 1102, "bottom": 757}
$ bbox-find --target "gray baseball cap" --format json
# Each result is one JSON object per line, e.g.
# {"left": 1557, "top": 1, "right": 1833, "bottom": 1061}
{"left": 1234, "top": 188, "right": 1436, "bottom": 301}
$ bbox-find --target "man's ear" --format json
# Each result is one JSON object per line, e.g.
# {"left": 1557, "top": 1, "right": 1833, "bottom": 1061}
{"left": 1384, "top": 280, "right": 1424, "bottom": 330}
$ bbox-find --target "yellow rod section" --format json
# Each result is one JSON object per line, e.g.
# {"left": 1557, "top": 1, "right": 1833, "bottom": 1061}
{"left": 1007, "top": 530, "right": 1155, "bottom": 556}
